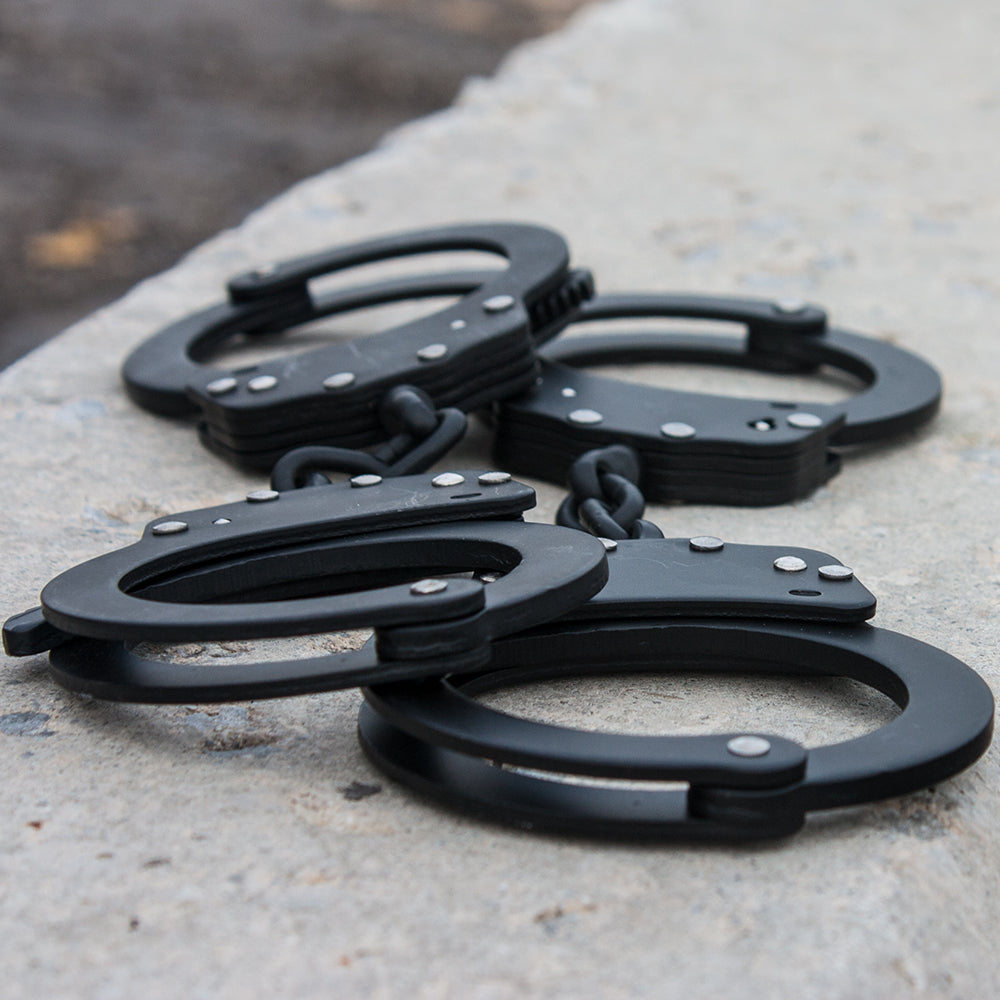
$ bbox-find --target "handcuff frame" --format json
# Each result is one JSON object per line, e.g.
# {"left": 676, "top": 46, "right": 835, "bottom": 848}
{"left": 494, "top": 293, "right": 942, "bottom": 504}
{"left": 360, "top": 538, "right": 993, "bottom": 840}
{"left": 121, "top": 222, "right": 593, "bottom": 468}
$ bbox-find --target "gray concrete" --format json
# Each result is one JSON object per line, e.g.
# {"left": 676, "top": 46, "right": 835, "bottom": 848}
{"left": 2, "top": 0, "right": 998, "bottom": 995}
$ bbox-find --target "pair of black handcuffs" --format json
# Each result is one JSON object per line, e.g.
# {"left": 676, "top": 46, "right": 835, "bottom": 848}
{"left": 5, "top": 222, "right": 993, "bottom": 841}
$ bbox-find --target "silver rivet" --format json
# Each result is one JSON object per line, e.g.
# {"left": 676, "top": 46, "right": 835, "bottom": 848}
{"left": 599, "top": 537, "right": 618, "bottom": 552}
{"left": 450, "top": 319, "right": 467, "bottom": 330}
{"left": 819, "top": 564, "right": 854, "bottom": 581}
{"left": 560, "top": 387, "right": 577, "bottom": 398}
{"left": 350, "top": 474, "right": 382, "bottom": 488}
{"left": 247, "top": 375, "right": 278, "bottom": 392}
{"left": 787, "top": 412, "right": 823, "bottom": 429}
{"left": 751, "top": 419, "right": 774, "bottom": 431}
{"left": 727, "top": 736, "right": 772, "bottom": 757}
{"left": 417, "top": 343, "right": 448, "bottom": 361}
{"left": 152, "top": 520, "right": 188, "bottom": 536}
{"left": 478, "top": 471, "right": 512, "bottom": 485}
{"left": 410, "top": 579, "right": 448, "bottom": 596}
{"left": 660, "top": 422, "right": 696, "bottom": 439}
{"left": 253, "top": 262, "right": 278, "bottom": 278}
{"left": 689, "top": 536, "right": 724, "bottom": 552}
{"left": 476, "top": 571, "right": 501, "bottom": 584}
{"left": 432, "top": 473, "right": 465, "bottom": 487}
{"left": 774, "top": 555, "right": 808, "bottom": 572}
{"left": 206, "top": 377, "right": 238, "bottom": 396}
{"left": 213, "top": 518, "right": 231, "bottom": 525}
{"left": 483, "top": 294, "right": 515, "bottom": 314}
{"left": 322, "top": 372, "right": 356, "bottom": 390}
{"left": 246, "top": 489, "right": 279, "bottom": 503}
{"left": 774, "top": 297, "right": 807, "bottom": 314}
{"left": 568, "top": 408, "right": 604, "bottom": 425}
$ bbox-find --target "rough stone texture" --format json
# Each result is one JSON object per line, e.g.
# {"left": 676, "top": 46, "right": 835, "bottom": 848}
{"left": 1, "top": 0, "right": 998, "bottom": 996}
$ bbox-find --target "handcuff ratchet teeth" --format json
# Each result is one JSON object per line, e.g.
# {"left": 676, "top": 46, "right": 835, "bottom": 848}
{"left": 494, "top": 293, "right": 942, "bottom": 505}
{"left": 122, "top": 222, "right": 594, "bottom": 469}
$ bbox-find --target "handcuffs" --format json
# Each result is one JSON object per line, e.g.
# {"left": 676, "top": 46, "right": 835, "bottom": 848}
{"left": 5, "top": 223, "right": 991, "bottom": 841}
{"left": 122, "top": 222, "right": 593, "bottom": 469}
{"left": 494, "top": 294, "right": 942, "bottom": 504}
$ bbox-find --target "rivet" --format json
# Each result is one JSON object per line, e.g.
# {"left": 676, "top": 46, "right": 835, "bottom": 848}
{"left": 599, "top": 537, "right": 618, "bottom": 552}
{"left": 432, "top": 473, "right": 465, "bottom": 487}
{"left": 410, "top": 579, "right": 449, "bottom": 596}
{"left": 152, "top": 521, "right": 188, "bottom": 536}
{"left": 787, "top": 412, "right": 823, "bottom": 429}
{"left": 819, "top": 564, "right": 854, "bottom": 581}
{"left": 350, "top": 474, "right": 383, "bottom": 488}
{"left": 417, "top": 343, "right": 448, "bottom": 361}
{"left": 450, "top": 319, "right": 467, "bottom": 330}
{"left": 689, "top": 536, "right": 724, "bottom": 552}
{"left": 727, "top": 735, "right": 772, "bottom": 757}
{"left": 560, "top": 387, "right": 577, "bottom": 398}
{"left": 568, "top": 408, "right": 603, "bottom": 425}
{"left": 660, "top": 421, "right": 696, "bottom": 439}
{"left": 476, "top": 571, "right": 501, "bottom": 584}
{"left": 750, "top": 419, "right": 774, "bottom": 431}
{"left": 213, "top": 518, "right": 232, "bottom": 525}
{"left": 477, "top": 472, "right": 512, "bottom": 485}
{"left": 246, "top": 489, "right": 279, "bottom": 503}
{"left": 247, "top": 375, "right": 278, "bottom": 392}
{"left": 483, "top": 294, "right": 515, "bottom": 314}
{"left": 253, "top": 262, "right": 278, "bottom": 278}
{"left": 774, "top": 297, "right": 807, "bottom": 314}
{"left": 322, "top": 372, "right": 356, "bottom": 390}
{"left": 206, "top": 377, "right": 238, "bottom": 396}
{"left": 774, "top": 555, "right": 808, "bottom": 573}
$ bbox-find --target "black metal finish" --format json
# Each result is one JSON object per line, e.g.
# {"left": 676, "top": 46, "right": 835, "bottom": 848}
{"left": 494, "top": 293, "right": 942, "bottom": 505}
{"left": 5, "top": 471, "right": 609, "bottom": 701}
{"left": 121, "top": 223, "right": 593, "bottom": 468}
{"left": 360, "top": 616, "right": 993, "bottom": 840}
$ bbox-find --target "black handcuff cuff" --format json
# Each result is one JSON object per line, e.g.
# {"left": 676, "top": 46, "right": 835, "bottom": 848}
{"left": 358, "top": 446, "right": 993, "bottom": 840}
{"left": 5, "top": 224, "right": 991, "bottom": 841}
{"left": 493, "top": 294, "right": 942, "bottom": 505}
{"left": 122, "top": 222, "right": 593, "bottom": 469}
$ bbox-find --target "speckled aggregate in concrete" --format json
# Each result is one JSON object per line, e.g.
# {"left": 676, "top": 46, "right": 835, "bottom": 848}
{"left": 1, "top": 1, "right": 998, "bottom": 996}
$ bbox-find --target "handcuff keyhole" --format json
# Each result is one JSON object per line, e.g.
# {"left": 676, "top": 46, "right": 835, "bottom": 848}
{"left": 789, "top": 589, "right": 822, "bottom": 597}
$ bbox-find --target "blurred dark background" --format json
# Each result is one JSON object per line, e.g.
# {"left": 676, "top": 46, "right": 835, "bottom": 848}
{"left": 0, "top": 0, "right": 585, "bottom": 368}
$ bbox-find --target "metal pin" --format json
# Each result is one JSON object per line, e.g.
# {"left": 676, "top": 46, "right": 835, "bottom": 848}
{"left": 599, "top": 537, "right": 618, "bottom": 552}
{"left": 751, "top": 419, "right": 774, "bottom": 431}
{"left": 568, "top": 408, "right": 604, "bottom": 425}
{"left": 417, "top": 344, "right": 448, "bottom": 361}
{"left": 689, "top": 536, "right": 724, "bottom": 552}
{"left": 660, "top": 422, "right": 696, "bottom": 439}
{"left": 432, "top": 473, "right": 465, "bottom": 487}
{"left": 477, "top": 472, "right": 511, "bottom": 485}
{"left": 483, "top": 294, "right": 515, "bottom": 314}
{"left": 727, "top": 736, "right": 772, "bottom": 757}
{"left": 450, "top": 319, "right": 467, "bottom": 330}
{"left": 253, "top": 262, "right": 278, "bottom": 278}
{"left": 774, "top": 297, "right": 807, "bottom": 314}
{"left": 246, "top": 489, "right": 279, "bottom": 503}
{"left": 787, "top": 412, "right": 823, "bottom": 429}
{"left": 247, "top": 375, "right": 278, "bottom": 392}
{"left": 410, "top": 579, "right": 449, "bottom": 596}
{"left": 322, "top": 372, "right": 356, "bottom": 390}
{"left": 774, "top": 555, "right": 807, "bottom": 572}
{"left": 350, "top": 474, "right": 382, "bottom": 488}
{"left": 560, "top": 387, "right": 577, "bottom": 398}
{"left": 152, "top": 521, "right": 188, "bottom": 536}
{"left": 819, "top": 564, "right": 854, "bottom": 581}
{"left": 212, "top": 518, "right": 232, "bottom": 525}
{"left": 206, "top": 377, "right": 238, "bottom": 396}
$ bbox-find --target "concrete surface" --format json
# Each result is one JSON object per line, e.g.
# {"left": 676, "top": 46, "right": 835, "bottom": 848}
{"left": 2, "top": 0, "right": 999, "bottom": 996}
